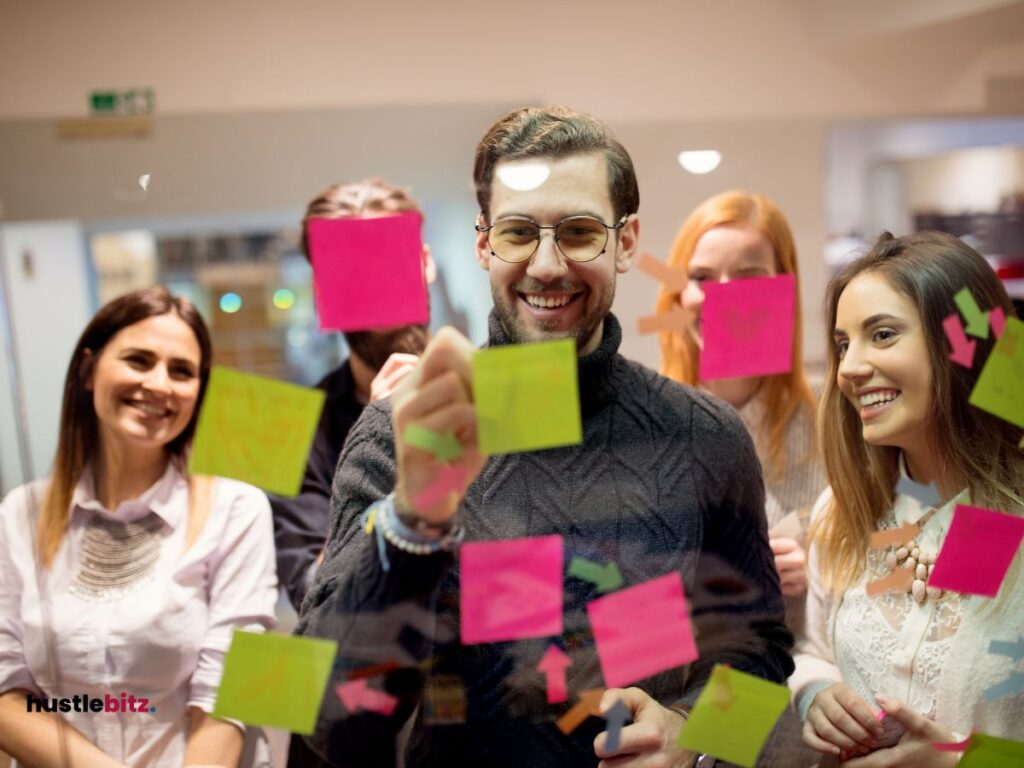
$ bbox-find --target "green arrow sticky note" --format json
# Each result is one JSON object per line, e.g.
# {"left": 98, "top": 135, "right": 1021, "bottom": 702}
{"left": 213, "top": 630, "right": 337, "bottom": 734}
{"left": 404, "top": 424, "right": 462, "bottom": 462}
{"left": 955, "top": 287, "right": 990, "bottom": 339}
{"left": 472, "top": 339, "right": 582, "bottom": 456}
{"left": 189, "top": 367, "right": 326, "bottom": 495}
{"left": 969, "top": 316, "right": 1024, "bottom": 428}
{"left": 568, "top": 556, "right": 623, "bottom": 592}
{"left": 960, "top": 733, "right": 1024, "bottom": 767}
{"left": 677, "top": 664, "right": 789, "bottom": 768}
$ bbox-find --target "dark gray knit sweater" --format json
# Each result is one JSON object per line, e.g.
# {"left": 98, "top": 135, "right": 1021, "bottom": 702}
{"left": 296, "top": 312, "right": 793, "bottom": 767}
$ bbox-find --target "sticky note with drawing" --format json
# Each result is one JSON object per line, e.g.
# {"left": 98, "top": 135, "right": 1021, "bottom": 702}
{"left": 472, "top": 339, "right": 582, "bottom": 455}
{"left": 459, "top": 534, "right": 563, "bottom": 644}
{"left": 699, "top": 274, "right": 796, "bottom": 381}
{"left": 969, "top": 316, "right": 1024, "bottom": 428}
{"left": 307, "top": 212, "right": 428, "bottom": 331}
{"left": 212, "top": 630, "right": 337, "bottom": 734}
{"left": 677, "top": 664, "right": 790, "bottom": 768}
{"left": 189, "top": 366, "right": 325, "bottom": 496}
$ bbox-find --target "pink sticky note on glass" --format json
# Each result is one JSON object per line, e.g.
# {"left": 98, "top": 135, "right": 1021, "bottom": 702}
{"left": 928, "top": 504, "right": 1024, "bottom": 597}
{"left": 699, "top": 274, "right": 796, "bottom": 381}
{"left": 460, "top": 535, "right": 563, "bottom": 644}
{"left": 307, "top": 213, "right": 428, "bottom": 332}
{"left": 587, "top": 572, "right": 698, "bottom": 688}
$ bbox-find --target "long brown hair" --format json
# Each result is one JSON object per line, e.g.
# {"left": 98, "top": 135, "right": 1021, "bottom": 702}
{"left": 39, "top": 286, "right": 214, "bottom": 566}
{"left": 655, "top": 191, "right": 816, "bottom": 478}
{"left": 812, "top": 231, "right": 1024, "bottom": 589}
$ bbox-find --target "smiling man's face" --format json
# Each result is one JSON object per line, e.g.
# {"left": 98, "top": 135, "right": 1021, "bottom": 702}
{"left": 475, "top": 152, "right": 638, "bottom": 355}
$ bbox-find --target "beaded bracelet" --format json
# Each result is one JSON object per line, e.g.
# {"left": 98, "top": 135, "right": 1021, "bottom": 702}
{"left": 370, "top": 493, "right": 464, "bottom": 565}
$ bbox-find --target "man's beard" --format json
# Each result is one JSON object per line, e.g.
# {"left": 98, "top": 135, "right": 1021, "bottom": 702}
{"left": 343, "top": 324, "right": 430, "bottom": 371}
{"left": 490, "top": 277, "right": 613, "bottom": 351}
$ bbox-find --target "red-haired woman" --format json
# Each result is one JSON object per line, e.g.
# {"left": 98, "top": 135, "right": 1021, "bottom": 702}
{"left": 0, "top": 287, "right": 276, "bottom": 767}
{"left": 655, "top": 190, "right": 826, "bottom": 631}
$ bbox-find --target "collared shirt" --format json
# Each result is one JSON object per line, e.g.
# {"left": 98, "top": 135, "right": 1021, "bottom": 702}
{"left": 0, "top": 462, "right": 278, "bottom": 767}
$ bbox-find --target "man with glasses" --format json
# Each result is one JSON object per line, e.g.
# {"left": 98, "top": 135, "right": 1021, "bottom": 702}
{"left": 297, "top": 106, "right": 793, "bottom": 767}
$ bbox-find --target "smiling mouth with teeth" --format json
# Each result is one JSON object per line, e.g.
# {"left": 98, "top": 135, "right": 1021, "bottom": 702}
{"left": 522, "top": 293, "right": 579, "bottom": 309}
{"left": 858, "top": 390, "right": 901, "bottom": 409}
{"left": 129, "top": 401, "right": 170, "bottom": 417}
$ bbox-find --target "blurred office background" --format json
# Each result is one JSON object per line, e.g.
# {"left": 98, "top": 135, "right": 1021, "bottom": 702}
{"left": 2, "top": 0, "right": 1024, "bottom": 494}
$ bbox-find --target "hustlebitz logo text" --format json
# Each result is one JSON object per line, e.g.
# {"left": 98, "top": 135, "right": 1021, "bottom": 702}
{"left": 26, "top": 692, "right": 156, "bottom": 714}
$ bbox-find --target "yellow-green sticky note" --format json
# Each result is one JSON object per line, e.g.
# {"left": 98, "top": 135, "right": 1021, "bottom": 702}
{"left": 960, "top": 733, "right": 1024, "bottom": 767}
{"left": 969, "top": 316, "right": 1024, "bottom": 428}
{"left": 213, "top": 630, "right": 337, "bottom": 734}
{"left": 189, "top": 367, "right": 325, "bottom": 496}
{"left": 472, "top": 339, "right": 582, "bottom": 456}
{"left": 677, "top": 664, "right": 789, "bottom": 768}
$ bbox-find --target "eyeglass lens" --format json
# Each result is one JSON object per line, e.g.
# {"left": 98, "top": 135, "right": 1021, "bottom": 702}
{"left": 489, "top": 217, "right": 610, "bottom": 263}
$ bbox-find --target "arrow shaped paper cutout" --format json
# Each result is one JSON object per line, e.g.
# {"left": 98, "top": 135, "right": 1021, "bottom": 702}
{"left": 869, "top": 521, "right": 921, "bottom": 549}
{"left": 336, "top": 678, "right": 399, "bottom": 715}
{"left": 984, "top": 670, "right": 1024, "bottom": 702}
{"left": 403, "top": 424, "right": 463, "bottom": 462}
{"left": 989, "top": 637, "right": 1024, "bottom": 662}
{"left": 955, "top": 287, "right": 990, "bottom": 339}
{"left": 637, "top": 305, "right": 690, "bottom": 335}
{"left": 943, "top": 313, "right": 977, "bottom": 368}
{"left": 414, "top": 463, "right": 469, "bottom": 511}
{"left": 556, "top": 688, "right": 604, "bottom": 734}
{"left": 637, "top": 253, "right": 688, "bottom": 293}
{"left": 896, "top": 475, "right": 942, "bottom": 508}
{"left": 568, "top": 556, "right": 623, "bottom": 593}
{"left": 602, "top": 699, "right": 631, "bottom": 752}
{"left": 537, "top": 644, "right": 572, "bottom": 704}
{"left": 991, "top": 306, "right": 1007, "bottom": 339}
{"left": 865, "top": 566, "right": 914, "bottom": 597}
{"left": 933, "top": 736, "right": 973, "bottom": 752}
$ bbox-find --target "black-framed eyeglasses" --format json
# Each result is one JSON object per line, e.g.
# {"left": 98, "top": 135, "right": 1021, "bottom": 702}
{"left": 475, "top": 214, "right": 628, "bottom": 264}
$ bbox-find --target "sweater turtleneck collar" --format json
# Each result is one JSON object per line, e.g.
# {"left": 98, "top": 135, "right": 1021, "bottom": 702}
{"left": 486, "top": 309, "right": 621, "bottom": 408}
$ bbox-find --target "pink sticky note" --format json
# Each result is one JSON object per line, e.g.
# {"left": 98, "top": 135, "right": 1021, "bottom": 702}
{"left": 991, "top": 306, "right": 1007, "bottom": 339}
{"left": 587, "top": 572, "right": 698, "bottom": 688}
{"left": 928, "top": 504, "right": 1024, "bottom": 597}
{"left": 460, "top": 535, "right": 563, "bottom": 644}
{"left": 307, "top": 213, "right": 428, "bottom": 332}
{"left": 414, "top": 463, "right": 468, "bottom": 511}
{"left": 699, "top": 274, "right": 796, "bottom": 381}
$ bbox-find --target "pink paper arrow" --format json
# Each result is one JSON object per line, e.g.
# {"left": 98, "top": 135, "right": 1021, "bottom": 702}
{"left": 942, "top": 313, "right": 976, "bottom": 368}
{"left": 636, "top": 305, "right": 690, "bottom": 335}
{"left": 991, "top": 306, "right": 1007, "bottom": 339}
{"left": 537, "top": 644, "right": 572, "bottom": 704}
{"left": 336, "top": 678, "right": 398, "bottom": 716}
{"left": 636, "top": 253, "right": 688, "bottom": 293}
{"left": 414, "top": 463, "right": 469, "bottom": 511}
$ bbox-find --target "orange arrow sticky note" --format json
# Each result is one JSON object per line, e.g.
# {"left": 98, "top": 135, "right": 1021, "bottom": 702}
{"left": 637, "top": 254, "right": 688, "bottom": 292}
{"left": 869, "top": 522, "right": 920, "bottom": 549}
{"left": 555, "top": 688, "right": 604, "bottom": 735}
{"left": 637, "top": 306, "right": 690, "bottom": 335}
{"left": 865, "top": 567, "right": 914, "bottom": 597}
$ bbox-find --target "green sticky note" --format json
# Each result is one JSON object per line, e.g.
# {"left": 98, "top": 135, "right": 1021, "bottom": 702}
{"left": 677, "top": 664, "right": 789, "bottom": 768}
{"left": 969, "top": 316, "right": 1024, "bottom": 428}
{"left": 472, "top": 339, "right": 582, "bottom": 456}
{"left": 189, "top": 367, "right": 325, "bottom": 495}
{"left": 960, "top": 733, "right": 1024, "bottom": 767}
{"left": 404, "top": 424, "right": 462, "bottom": 462}
{"left": 213, "top": 630, "right": 337, "bottom": 734}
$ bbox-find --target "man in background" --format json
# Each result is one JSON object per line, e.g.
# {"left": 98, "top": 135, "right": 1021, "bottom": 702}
{"left": 269, "top": 178, "right": 434, "bottom": 766}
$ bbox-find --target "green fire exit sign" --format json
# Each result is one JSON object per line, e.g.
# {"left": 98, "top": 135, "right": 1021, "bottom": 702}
{"left": 89, "top": 88, "right": 155, "bottom": 115}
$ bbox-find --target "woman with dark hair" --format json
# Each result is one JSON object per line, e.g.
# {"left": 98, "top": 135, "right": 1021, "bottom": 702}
{"left": 655, "top": 191, "right": 826, "bottom": 630}
{"left": 791, "top": 232, "right": 1024, "bottom": 766}
{"left": 0, "top": 287, "right": 277, "bottom": 767}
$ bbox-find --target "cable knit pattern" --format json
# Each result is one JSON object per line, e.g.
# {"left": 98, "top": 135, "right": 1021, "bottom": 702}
{"left": 297, "top": 312, "right": 793, "bottom": 767}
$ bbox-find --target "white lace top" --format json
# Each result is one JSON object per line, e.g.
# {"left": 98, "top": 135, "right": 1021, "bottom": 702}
{"left": 791, "top": 481, "right": 1024, "bottom": 739}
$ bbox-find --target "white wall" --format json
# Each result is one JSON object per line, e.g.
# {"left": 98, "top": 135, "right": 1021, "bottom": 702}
{"left": 1, "top": 0, "right": 1023, "bottom": 123}
{"left": 0, "top": 222, "right": 92, "bottom": 492}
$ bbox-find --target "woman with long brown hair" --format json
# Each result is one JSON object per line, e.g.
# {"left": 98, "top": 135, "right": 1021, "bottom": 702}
{"left": 655, "top": 191, "right": 826, "bottom": 629}
{"left": 0, "top": 287, "right": 277, "bottom": 767}
{"left": 792, "top": 232, "right": 1024, "bottom": 765}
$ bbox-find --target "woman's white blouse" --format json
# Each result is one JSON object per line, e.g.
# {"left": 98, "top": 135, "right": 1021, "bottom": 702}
{"left": 791, "top": 482, "right": 1024, "bottom": 740}
{"left": 0, "top": 463, "right": 278, "bottom": 766}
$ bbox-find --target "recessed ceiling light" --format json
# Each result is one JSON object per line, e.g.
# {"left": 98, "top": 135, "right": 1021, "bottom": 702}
{"left": 678, "top": 150, "right": 722, "bottom": 175}
{"left": 497, "top": 161, "right": 551, "bottom": 191}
